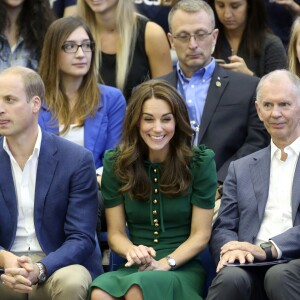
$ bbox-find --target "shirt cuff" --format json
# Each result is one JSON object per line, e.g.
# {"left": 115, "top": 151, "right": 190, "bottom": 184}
{"left": 270, "top": 239, "right": 282, "bottom": 259}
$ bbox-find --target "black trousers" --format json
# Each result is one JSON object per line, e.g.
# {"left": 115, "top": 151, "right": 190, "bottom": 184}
{"left": 206, "top": 259, "right": 300, "bottom": 300}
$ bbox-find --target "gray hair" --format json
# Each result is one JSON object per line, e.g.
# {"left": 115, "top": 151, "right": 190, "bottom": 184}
{"left": 256, "top": 69, "right": 300, "bottom": 104}
{"left": 168, "top": 0, "right": 215, "bottom": 33}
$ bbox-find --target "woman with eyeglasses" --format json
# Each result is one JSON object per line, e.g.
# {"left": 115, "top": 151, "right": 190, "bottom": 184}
{"left": 77, "top": 0, "right": 173, "bottom": 100}
{"left": 206, "top": 0, "right": 287, "bottom": 77}
{"left": 0, "top": 0, "right": 55, "bottom": 72}
{"left": 38, "top": 16, "right": 126, "bottom": 188}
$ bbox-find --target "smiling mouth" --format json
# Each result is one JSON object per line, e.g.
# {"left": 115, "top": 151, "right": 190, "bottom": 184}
{"left": 149, "top": 135, "right": 165, "bottom": 141}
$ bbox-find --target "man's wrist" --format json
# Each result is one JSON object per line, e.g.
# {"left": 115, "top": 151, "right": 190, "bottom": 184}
{"left": 34, "top": 262, "right": 47, "bottom": 284}
{"left": 260, "top": 242, "right": 274, "bottom": 261}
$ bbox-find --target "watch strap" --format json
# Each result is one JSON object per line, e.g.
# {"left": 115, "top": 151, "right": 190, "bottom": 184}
{"left": 260, "top": 242, "right": 273, "bottom": 261}
{"left": 36, "top": 262, "right": 47, "bottom": 284}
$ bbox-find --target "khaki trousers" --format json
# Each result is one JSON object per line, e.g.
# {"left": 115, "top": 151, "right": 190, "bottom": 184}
{"left": 0, "top": 253, "right": 92, "bottom": 300}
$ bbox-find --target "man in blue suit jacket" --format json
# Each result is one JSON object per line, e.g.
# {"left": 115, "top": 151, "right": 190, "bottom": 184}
{"left": 0, "top": 66, "right": 103, "bottom": 299}
{"left": 208, "top": 70, "right": 300, "bottom": 300}
{"left": 161, "top": 0, "right": 269, "bottom": 184}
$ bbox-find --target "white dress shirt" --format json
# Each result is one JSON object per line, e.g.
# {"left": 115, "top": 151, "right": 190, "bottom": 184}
{"left": 3, "top": 127, "right": 43, "bottom": 253}
{"left": 255, "top": 137, "right": 300, "bottom": 257}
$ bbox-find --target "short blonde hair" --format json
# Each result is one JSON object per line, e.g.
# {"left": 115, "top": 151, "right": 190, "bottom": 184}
{"left": 1, "top": 66, "right": 45, "bottom": 102}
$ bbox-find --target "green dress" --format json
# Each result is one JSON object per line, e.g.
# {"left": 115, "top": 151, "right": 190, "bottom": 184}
{"left": 89, "top": 146, "right": 217, "bottom": 300}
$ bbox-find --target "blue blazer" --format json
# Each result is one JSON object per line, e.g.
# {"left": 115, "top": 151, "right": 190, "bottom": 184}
{"left": 160, "top": 65, "right": 270, "bottom": 182}
{"left": 38, "top": 84, "right": 126, "bottom": 169}
{"left": 0, "top": 132, "right": 103, "bottom": 279}
{"left": 210, "top": 146, "right": 300, "bottom": 264}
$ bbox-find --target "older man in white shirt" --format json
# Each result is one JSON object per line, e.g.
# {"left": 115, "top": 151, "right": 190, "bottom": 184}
{"left": 208, "top": 69, "right": 300, "bottom": 300}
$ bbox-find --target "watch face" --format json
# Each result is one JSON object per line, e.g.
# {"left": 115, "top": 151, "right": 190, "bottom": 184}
{"left": 168, "top": 258, "right": 176, "bottom": 267}
{"left": 261, "top": 242, "right": 272, "bottom": 249}
{"left": 39, "top": 273, "right": 47, "bottom": 282}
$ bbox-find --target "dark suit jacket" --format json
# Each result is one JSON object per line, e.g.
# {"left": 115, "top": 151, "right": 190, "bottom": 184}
{"left": 210, "top": 146, "right": 300, "bottom": 264}
{"left": 161, "top": 65, "right": 270, "bottom": 181}
{"left": 0, "top": 132, "right": 103, "bottom": 279}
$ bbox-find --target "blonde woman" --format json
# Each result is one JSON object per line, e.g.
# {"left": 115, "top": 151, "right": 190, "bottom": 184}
{"left": 78, "top": 0, "right": 172, "bottom": 100}
{"left": 288, "top": 17, "right": 300, "bottom": 77}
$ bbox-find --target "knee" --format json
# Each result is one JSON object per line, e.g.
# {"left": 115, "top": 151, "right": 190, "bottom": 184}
{"left": 216, "top": 267, "right": 251, "bottom": 287}
{"left": 265, "top": 264, "right": 292, "bottom": 293}
{"left": 50, "top": 265, "right": 92, "bottom": 298}
{"left": 207, "top": 267, "right": 252, "bottom": 299}
{"left": 91, "top": 288, "right": 113, "bottom": 300}
{"left": 125, "top": 285, "right": 143, "bottom": 300}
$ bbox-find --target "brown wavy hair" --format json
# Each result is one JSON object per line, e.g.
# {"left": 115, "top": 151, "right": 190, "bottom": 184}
{"left": 114, "top": 79, "right": 195, "bottom": 200}
{"left": 38, "top": 16, "right": 100, "bottom": 134}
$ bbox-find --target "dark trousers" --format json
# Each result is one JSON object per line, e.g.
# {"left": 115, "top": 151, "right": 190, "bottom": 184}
{"left": 206, "top": 259, "right": 300, "bottom": 300}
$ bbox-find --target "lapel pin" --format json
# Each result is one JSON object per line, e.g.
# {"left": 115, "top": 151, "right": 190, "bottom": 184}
{"left": 216, "top": 81, "right": 221, "bottom": 87}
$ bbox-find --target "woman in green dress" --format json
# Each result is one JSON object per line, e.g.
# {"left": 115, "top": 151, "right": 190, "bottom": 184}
{"left": 89, "top": 79, "right": 218, "bottom": 300}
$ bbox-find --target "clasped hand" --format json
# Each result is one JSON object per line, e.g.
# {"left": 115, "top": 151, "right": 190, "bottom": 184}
{"left": 217, "top": 241, "right": 267, "bottom": 273}
{"left": 125, "top": 245, "right": 166, "bottom": 271}
{"left": 1, "top": 256, "right": 38, "bottom": 293}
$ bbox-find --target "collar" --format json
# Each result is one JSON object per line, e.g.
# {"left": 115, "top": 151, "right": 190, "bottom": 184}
{"left": 3, "top": 126, "right": 42, "bottom": 159}
{"left": 176, "top": 57, "right": 216, "bottom": 83}
{"left": 271, "top": 136, "right": 300, "bottom": 160}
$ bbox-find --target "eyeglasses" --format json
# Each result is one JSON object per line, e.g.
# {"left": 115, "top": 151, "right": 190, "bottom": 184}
{"left": 172, "top": 30, "right": 214, "bottom": 43}
{"left": 61, "top": 41, "right": 95, "bottom": 53}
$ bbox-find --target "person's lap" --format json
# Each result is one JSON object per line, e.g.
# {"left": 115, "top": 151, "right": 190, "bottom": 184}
{"left": 0, "top": 261, "right": 92, "bottom": 300}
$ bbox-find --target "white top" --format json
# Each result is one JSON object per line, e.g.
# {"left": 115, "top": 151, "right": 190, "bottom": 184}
{"left": 59, "top": 124, "right": 103, "bottom": 175}
{"left": 3, "top": 127, "right": 43, "bottom": 253}
{"left": 255, "top": 137, "right": 300, "bottom": 258}
{"left": 60, "top": 124, "right": 84, "bottom": 147}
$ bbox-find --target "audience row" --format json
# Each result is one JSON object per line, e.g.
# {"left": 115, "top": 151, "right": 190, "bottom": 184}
{"left": 1, "top": 0, "right": 300, "bottom": 299}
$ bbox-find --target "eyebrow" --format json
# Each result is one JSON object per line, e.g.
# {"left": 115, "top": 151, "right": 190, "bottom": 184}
{"left": 142, "top": 112, "right": 173, "bottom": 116}
{"left": 64, "top": 39, "right": 91, "bottom": 43}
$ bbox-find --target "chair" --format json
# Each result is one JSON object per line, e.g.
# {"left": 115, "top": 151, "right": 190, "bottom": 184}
{"left": 199, "top": 246, "right": 216, "bottom": 298}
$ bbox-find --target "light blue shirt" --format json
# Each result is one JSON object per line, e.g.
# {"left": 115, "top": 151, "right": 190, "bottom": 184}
{"left": 0, "top": 34, "right": 38, "bottom": 72}
{"left": 177, "top": 58, "right": 216, "bottom": 144}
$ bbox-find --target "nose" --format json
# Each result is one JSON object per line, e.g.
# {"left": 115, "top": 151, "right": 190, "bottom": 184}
{"left": 270, "top": 106, "right": 282, "bottom": 118}
{"left": 0, "top": 100, "right": 4, "bottom": 113}
{"left": 153, "top": 120, "right": 163, "bottom": 132}
{"left": 224, "top": 7, "right": 232, "bottom": 18}
{"left": 75, "top": 46, "right": 85, "bottom": 57}
{"left": 188, "top": 35, "right": 198, "bottom": 49}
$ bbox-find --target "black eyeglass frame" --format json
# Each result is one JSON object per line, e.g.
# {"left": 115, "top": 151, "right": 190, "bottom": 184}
{"left": 61, "top": 41, "right": 95, "bottom": 53}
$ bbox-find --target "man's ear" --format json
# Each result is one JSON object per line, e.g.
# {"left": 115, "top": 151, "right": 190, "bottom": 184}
{"left": 167, "top": 32, "right": 175, "bottom": 49}
{"left": 31, "top": 96, "right": 42, "bottom": 113}
{"left": 211, "top": 29, "right": 219, "bottom": 54}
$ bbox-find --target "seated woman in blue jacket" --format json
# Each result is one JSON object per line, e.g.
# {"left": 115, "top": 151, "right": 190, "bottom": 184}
{"left": 38, "top": 16, "right": 126, "bottom": 186}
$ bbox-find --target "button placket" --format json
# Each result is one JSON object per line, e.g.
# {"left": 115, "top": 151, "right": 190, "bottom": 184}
{"left": 152, "top": 168, "right": 160, "bottom": 243}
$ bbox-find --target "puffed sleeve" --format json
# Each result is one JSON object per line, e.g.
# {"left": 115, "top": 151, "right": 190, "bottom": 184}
{"left": 190, "top": 145, "right": 218, "bottom": 209}
{"left": 101, "top": 148, "right": 124, "bottom": 208}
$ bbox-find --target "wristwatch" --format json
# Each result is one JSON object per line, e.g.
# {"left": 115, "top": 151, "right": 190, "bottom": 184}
{"left": 260, "top": 242, "right": 273, "bottom": 261}
{"left": 36, "top": 262, "right": 47, "bottom": 284}
{"left": 166, "top": 255, "right": 176, "bottom": 270}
